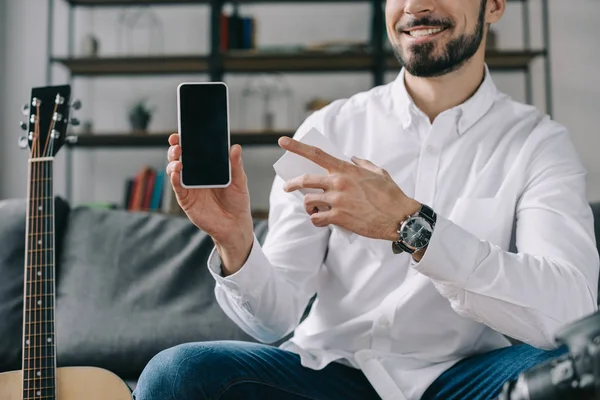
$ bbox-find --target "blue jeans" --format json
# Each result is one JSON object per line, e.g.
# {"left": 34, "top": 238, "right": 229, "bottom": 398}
{"left": 132, "top": 340, "right": 567, "bottom": 400}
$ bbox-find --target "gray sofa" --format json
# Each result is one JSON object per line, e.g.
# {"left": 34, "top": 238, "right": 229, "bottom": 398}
{"left": 0, "top": 197, "right": 269, "bottom": 390}
{"left": 0, "top": 197, "right": 599, "bottom": 391}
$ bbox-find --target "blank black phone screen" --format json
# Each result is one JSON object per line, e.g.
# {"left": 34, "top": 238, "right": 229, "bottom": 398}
{"left": 179, "top": 83, "right": 230, "bottom": 187}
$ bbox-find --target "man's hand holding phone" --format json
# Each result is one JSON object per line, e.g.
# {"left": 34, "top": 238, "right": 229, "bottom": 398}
{"left": 166, "top": 133, "right": 254, "bottom": 276}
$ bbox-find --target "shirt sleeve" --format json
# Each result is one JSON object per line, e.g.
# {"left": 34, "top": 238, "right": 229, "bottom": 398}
{"left": 205, "top": 111, "right": 333, "bottom": 344}
{"left": 413, "top": 122, "right": 599, "bottom": 349}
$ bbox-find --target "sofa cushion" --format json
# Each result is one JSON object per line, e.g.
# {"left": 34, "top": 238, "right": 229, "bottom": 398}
{"left": 55, "top": 206, "right": 259, "bottom": 381}
{"left": 0, "top": 197, "right": 70, "bottom": 373}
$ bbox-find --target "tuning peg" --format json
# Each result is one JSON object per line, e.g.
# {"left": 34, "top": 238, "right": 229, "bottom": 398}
{"left": 70, "top": 117, "right": 81, "bottom": 127}
{"left": 21, "top": 104, "right": 29, "bottom": 116}
{"left": 20, "top": 121, "right": 27, "bottom": 130}
{"left": 71, "top": 99, "right": 82, "bottom": 110}
{"left": 65, "top": 135, "right": 78, "bottom": 145}
{"left": 18, "top": 136, "right": 28, "bottom": 149}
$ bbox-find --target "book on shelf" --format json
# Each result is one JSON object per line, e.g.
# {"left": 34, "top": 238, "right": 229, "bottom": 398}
{"left": 124, "top": 165, "right": 184, "bottom": 215}
{"left": 220, "top": 5, "right": 256, "bottom": 52}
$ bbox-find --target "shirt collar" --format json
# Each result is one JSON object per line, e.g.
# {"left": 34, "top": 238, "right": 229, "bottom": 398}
{"left": 392, "top": 65, "right": 499, "bottom": 135}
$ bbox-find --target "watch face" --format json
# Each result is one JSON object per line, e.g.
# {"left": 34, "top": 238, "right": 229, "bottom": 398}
{"left": 400, "top": 217, "right": 432, "bottom": 249}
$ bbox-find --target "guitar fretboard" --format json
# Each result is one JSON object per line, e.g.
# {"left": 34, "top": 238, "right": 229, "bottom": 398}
{"left": 23, "top": 158, "right": 56, "bottom": 400}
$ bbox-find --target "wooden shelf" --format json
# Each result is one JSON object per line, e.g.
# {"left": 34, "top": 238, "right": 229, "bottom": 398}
{"left": 66, "top": 131, "right": 294, "bottom": 148}
{"left": 52, "top": 56, "right": 210, "bottom": 76}
{"left": 225, "top": 51, "right": 374, "bottom": 72}
{"left": 54, "top": 50, "right": 545, "bottom": 76}
{"left": 67, "top": 0, "right": 209, "bottom": 4}
{"left": 67, "top": 0, "right": 524, "bottom": 5}
{"left": 66, "top": 0, "right": 369, "bottom": 6}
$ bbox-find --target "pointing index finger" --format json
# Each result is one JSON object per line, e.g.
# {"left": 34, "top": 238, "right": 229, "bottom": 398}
{"left": 278, "top": 136, "right": 344, "bottom": 172}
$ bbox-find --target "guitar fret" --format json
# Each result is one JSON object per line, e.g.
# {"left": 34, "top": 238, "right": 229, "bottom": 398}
{"left": 23, "top": 388, "right": 56, "bottom": 394}
{"left": 23, "top": 354, "right": 55, "bottom": 361}
{"left": 21, "top": 330, "right": 55, "bottom": 336}
{"left": 23, "top": 375, "right": 56, "bottom": 381}
{"left": 23, "top": 357, "right": 55, "bottom": 363}
{"left": 25, "top": 269, "right": 54, "bottom": 274}
{"left": 23, "top": 390, "right": 56, "bottom": 398}
{"left": 23, "top": 358, "right": 55, "bottom": 363}
{"left": 23, "top": 386, "right": 56, "bottom": 391}
{"left": 23, "top": 306, "right": 55, "bottom": 312}
{"left": 24, "top": 312, "right": 55, "bottom": 316}
{"left": 29, "top": 177, "right": 53, "bottom": 181}
{"left": 29, "top": 156, "right": 54, "bottom": 162}
{"left": 23, "top": 391, "right": 56, "bottom": 400}
{"left": 23, "top": 360, "right": 55, "bottom": 365}
{"left": 21, "top": 366, "right": 56, "bottom": 372}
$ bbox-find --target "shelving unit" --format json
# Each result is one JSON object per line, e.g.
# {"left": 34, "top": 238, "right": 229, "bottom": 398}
{"left": 47, "top": 0, "right": 553, "bottom": 202}
{"left": 53, "top": 49, "right": 546, "bottom": 76}
{"left": 70, "top": 131, "right": 293, "bottom": 147}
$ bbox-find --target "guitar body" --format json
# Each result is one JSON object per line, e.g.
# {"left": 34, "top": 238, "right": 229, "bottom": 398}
{"left": 0, "top": 367, "right": 132, "bottom": 399}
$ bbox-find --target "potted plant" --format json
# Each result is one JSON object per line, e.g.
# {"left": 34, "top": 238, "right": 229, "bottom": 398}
{"left": 128, "top": 98, "right": 154, "bottom": 133}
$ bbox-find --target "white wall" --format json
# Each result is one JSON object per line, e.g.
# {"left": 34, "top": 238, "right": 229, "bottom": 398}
{"left": 1, "top": 0, "right": 599, "bottom": 210}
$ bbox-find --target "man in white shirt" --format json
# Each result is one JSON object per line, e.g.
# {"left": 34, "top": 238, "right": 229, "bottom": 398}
{"left": 133, "top": 0, "right": 599, "bottom": 399}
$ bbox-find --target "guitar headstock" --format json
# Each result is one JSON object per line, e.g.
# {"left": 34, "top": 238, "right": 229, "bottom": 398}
{"left": 19, "top": 85, "right": 81, "bottom": 159}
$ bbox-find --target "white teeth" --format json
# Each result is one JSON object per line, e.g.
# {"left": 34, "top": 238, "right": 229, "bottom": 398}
{"left": 408, "top": 28, "right": 443, "bottom": 38}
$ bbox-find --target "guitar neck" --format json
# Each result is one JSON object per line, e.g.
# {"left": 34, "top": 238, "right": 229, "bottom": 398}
{"left": 22, "top": 157, "right": 57, "bottom": 400}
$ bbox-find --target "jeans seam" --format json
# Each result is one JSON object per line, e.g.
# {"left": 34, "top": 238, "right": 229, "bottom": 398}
{"left": 216, "top": 377, "right": 321, "bottom": 400}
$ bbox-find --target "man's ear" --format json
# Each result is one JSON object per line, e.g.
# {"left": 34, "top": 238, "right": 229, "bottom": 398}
{"left": 486, "top": 0, "right": 506, "bottom": 24}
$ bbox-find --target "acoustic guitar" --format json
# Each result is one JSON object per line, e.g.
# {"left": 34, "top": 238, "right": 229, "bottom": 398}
{"left": 0, "top": 85, "right": 132, "bottom": 399}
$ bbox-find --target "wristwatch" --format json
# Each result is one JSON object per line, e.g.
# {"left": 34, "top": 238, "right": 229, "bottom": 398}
{"left": 392, "top": 203, "right": 437, "bottom": 255}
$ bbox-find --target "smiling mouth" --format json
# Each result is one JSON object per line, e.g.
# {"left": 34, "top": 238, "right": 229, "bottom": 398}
{"left": 403, "top": 27, "right": 447, "bottom": 38}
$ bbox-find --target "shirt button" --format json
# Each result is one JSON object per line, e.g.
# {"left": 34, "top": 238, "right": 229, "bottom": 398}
{"left": 426, "top": 144, "right": 436, "bottom": 154}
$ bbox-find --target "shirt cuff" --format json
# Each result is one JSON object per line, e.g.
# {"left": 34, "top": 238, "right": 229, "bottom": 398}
{"left": 207, "top": 234, "right": 271, "bottom": 298}
{"left": 412, "top": 215, "right": 482, "bottom": 286}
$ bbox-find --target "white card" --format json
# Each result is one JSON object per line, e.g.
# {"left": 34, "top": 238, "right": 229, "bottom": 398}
{"left": 273, "top": 127, "right": 357, "bottom": 243}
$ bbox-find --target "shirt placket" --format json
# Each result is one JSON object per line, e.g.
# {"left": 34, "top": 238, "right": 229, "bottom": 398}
{"left": 414, "top": 114, "right": 456, "bottom": 206}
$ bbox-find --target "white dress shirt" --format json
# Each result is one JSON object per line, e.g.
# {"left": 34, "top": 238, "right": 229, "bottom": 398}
{"left": 207, "top": 66, "right": 599, "bottom": 400}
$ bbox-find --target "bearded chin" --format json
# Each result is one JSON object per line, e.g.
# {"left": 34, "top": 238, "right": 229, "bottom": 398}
{"left": 393, "top": 0, "right": 487, "bottom": 78}
{"left": 393, "top": 37, "right": 480, "bottom": 78}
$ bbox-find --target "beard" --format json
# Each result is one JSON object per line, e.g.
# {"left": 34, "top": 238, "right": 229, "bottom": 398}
{"left": 392, "top": 0, "right": 487, "bottom": 77}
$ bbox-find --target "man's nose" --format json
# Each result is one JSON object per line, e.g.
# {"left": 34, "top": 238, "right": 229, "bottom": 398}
{"left": 403, "top": 0, "right": 435, "bottom": 17}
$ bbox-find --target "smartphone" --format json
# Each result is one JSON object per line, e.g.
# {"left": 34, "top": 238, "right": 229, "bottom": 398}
{"left": 177, "top": 82, "right": 231, "bottom": 188}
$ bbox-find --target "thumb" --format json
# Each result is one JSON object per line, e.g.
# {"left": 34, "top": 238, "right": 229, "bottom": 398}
{"left": 230, "top": 144, "right": 247, "bottom": 185}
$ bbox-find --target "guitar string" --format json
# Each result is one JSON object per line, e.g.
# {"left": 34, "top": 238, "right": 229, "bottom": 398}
{"left": 29, "top": 100, "right": 40, "bottom": 399}
{"left": 23, "top": 94, "right": 62, "bottom": 399}
{"left": 29, "top": 97, "right": 57, "bottom": 399}
{"left": 46, "top": 101, "right": 58, "bottom": 398}
{"left": 33, "top": 100, "right": 39, "bottom": 399}
{"left": 34, "top": 99, "right": 43, "bottom": 399}
{"left": 25, "top": 122, "right": 33, "bottom": 400}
